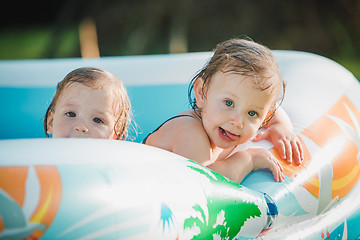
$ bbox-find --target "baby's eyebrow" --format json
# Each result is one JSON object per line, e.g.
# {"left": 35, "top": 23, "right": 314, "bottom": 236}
{"left": 63, "top": 101, "right": 78, "bottom": 107}
{"left": 93, "top": 109, "right": 114, "bottom": 119}
{"left": 252, "top": 105, "right": 265, "bottom": 110}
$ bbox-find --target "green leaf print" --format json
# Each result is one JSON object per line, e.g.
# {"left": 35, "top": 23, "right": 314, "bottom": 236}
{"left": 184, "top": 161, "right": 262, "bottom": 239}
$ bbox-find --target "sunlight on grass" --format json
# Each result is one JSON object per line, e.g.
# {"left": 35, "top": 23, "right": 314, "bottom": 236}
{"left": 0, "top": 27, "right": 51, "bottom": 59}
{"left": 0, "top": 27, "right": 359, "bottom": 82}
{"left": 55, "top": 28, "right": 79, "bottom": 58}
{"left": 0, "top": 27, "right": 79, "bottom": 59}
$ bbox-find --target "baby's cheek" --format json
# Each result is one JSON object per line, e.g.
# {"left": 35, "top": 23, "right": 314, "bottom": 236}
{"left": 53, "top": 121, "right": 70, "bottom": 138}
{"left": 247, "top": 125, "right": 260, "bottom": 139}
{"left": 102, "top": 126, "right": 116, "bottom": 139}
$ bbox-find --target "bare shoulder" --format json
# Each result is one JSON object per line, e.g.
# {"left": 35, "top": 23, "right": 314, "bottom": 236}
{"left": 173, "top": 110, "right": 202, "bottom": 128}
{"left": 171, "top": 111, "right": 208, "bottom": 141}
{"left": 157, "top": 110, "right": 207, "bottom": 142}
{"left": 147, "top": 110, "right": 211, "bottom": 163}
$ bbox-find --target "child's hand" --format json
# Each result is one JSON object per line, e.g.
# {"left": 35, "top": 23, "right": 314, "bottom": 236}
{"left": 247, "top": 148, "right": 284, "bottom": 182}
{"left": 253, "top": 123, "right": 303, "bottom": 165}
{"left": 213, "top": 148, "right": 284, "bottom": 183}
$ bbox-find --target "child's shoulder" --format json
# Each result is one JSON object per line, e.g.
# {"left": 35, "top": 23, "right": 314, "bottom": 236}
{"left": 146, "top": 110, "right": 209, "bottom": 152}
{"left": 158, "top": 111, "right": 206, "bottom": 139}
{"left": 172, "top": 111, "right": 203, "bottom": 130}
{"left": 173, "top": 112, "right": 209, "bottom": 143}
{"left": 166, "top": 111, "right": 212, "bottom": 158}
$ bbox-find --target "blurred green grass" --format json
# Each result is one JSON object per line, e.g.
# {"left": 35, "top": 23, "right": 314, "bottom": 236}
{"left": 0, "top": 27, "right": 79, "bottom": 59}
{"left": 0, "top": 28, "right": 359, "bottom": 81}
{"left": 0, "top": 28, "right": 50, "bottom": 59}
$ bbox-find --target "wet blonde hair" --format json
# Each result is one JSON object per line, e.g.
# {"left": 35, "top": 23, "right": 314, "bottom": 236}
{"left": 188, "top": 38, "right": 285, "bottom": 126}
{"left": 44, "top": 67, "right": 132, "bottom": 140}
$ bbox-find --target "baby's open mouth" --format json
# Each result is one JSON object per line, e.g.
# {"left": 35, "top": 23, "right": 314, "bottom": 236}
{"left": 219, "top": 127, "right": 240, "bottom": 141}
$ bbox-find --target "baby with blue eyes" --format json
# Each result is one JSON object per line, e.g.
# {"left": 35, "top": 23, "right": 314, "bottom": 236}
{"left": 44, "top": 67, "right": 131, "bottom": 140}
{"left": 143, "top": 38, "right": 303, "bottom": 183}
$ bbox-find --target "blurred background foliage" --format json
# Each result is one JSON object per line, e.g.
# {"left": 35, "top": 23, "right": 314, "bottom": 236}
{"left": 0, "top": 0, "right": 359, "bottom": 79}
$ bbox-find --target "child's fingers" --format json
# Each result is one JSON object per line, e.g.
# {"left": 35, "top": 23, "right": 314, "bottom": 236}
{"left": 297, "top": 140, "right": 304, "bottom": 161}
{"left": 269, "top": 156, "right": 284, "bottom": 182}
{"left": 276, "top": 158, "right": 284, "bottom": 181}
{"left": 277, "top": 158, "right": 284, "bottom": 171}
{"left": 274, "top": 140, "right": 286, "bottom": 160}
{"left": 253, "top": 131, "right": 268, "bottom": 142}
{"left": 284, "top": 140, "right": 293, "bottom": 163}
{"left": 251, "top": 148, "right": 284, "bottom": 182}
{"left": 279, "top": 170, "right": 285, "bottom": 182}
{"left": 291, "top": 140, "right": 302, "bottom": 165}
{"left": 273, "top": 165, "right": 284, "bottom": 182}
{"left": 281, "top": 140, "right": 292, "bottom": 162}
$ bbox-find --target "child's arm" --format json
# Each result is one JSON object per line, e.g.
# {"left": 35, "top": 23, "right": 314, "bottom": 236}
{"left": 253, "top": 107, "right": 303, "bottom": 165}
{"left": 175, "top": 134, "right": 285, "bottom": 183}
{"left": 147, "top": 115, "right": 285, "bottom": 183}
{"left": 207, "top": 148, "right": 284, "bottom": 183}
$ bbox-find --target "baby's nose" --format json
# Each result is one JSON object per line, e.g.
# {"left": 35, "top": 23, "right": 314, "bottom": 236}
{"left": 230, "top": 113, "right": 243, "bottom": 128}
{"left": 74, "top": 122, "right": 89, "bottom": 134}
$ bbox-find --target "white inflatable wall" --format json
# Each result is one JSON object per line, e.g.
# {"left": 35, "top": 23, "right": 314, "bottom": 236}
{"left": 0, "top": 51, "right": 360, "bottom": 239}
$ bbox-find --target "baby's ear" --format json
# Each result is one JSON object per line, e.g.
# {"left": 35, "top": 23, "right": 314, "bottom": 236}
{"left": 46, "top": 110, "right": 55, "bottom": 135}
{"left": 194, "top": 77, "right": 206, "bottom": 108}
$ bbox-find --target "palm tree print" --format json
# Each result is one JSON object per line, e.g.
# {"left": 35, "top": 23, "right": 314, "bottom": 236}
{"left": 184, "top": 162, "right": 262, "bottom": 239}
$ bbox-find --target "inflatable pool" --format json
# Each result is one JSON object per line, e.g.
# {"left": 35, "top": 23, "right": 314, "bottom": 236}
{"left": 0, "top": 51, "right": 360, "bottom": 239}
